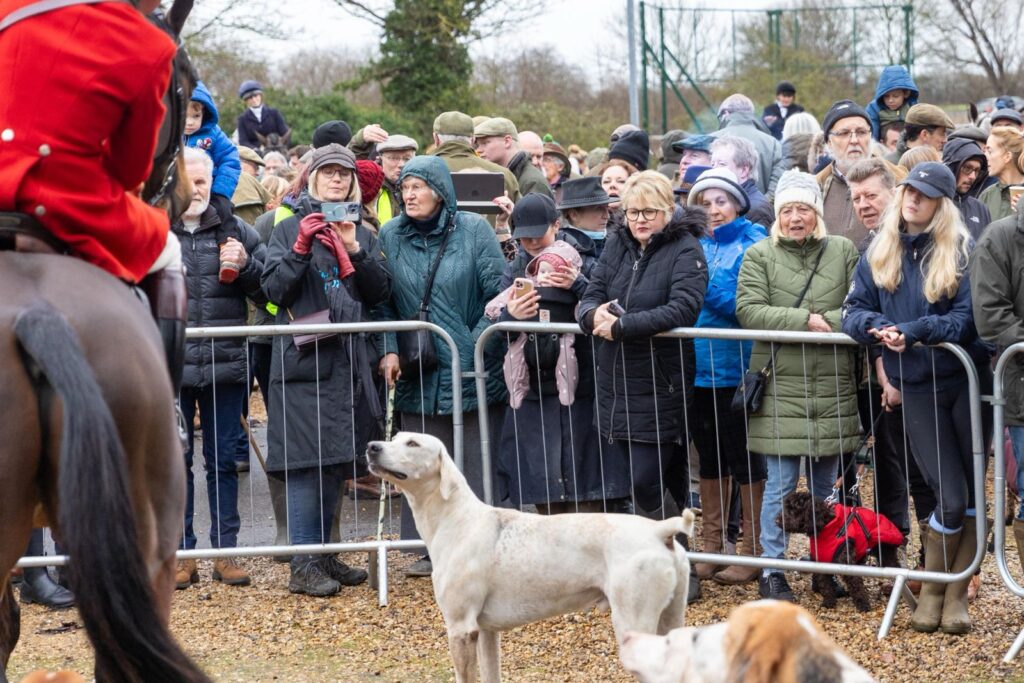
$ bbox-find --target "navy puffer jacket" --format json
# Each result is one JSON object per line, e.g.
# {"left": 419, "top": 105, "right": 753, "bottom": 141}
{"left": 174, "top": 208, "right": 267, "bottom": 388}
{"left": 578, "top": 206, "right": 708, "bottom": 442}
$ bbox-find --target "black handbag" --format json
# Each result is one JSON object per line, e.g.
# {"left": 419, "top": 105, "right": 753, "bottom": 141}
{"left": 731, "top": 239, "right": 829, "bottom": 414}
{"left": 397, "top": 224, "right": 453, "bottom": 377}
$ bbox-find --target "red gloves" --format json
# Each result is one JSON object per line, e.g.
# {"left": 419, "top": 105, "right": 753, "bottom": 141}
{"left": 294, "top": 213, "right": 326, "bottom": 255}
{"left": 315, "top": 229, "right": 355, "bottom": 279}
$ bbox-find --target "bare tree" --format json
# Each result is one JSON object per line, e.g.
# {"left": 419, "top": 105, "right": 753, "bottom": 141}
{"left": 181, "top": 0, "right": 292, "bottom": 41}
{"left": 919, "top": 0, "right": 1024, "bottom": 93}
{"left": 330, "top": 0, "right": 545, "bottom": 41}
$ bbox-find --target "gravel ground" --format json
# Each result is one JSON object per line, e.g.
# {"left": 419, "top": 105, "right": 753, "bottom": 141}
{"left": 9, "top": 526, "right": 1024, "bottom": 682}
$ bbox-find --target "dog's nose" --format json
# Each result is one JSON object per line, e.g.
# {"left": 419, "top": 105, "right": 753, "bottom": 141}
{"left": 367, "top": 442, "right": 383, "bottom": 455}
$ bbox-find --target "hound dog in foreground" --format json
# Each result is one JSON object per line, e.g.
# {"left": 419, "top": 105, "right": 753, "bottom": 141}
{"left": 620, "top": 600, "right": 876, "bottom": 683}
{"left": 366, "top": 432, "right": 697, "bottom": 683}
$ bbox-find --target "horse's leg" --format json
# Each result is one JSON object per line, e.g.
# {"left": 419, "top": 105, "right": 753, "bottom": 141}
{"left": 0, "top": 580, "right": 19, "bottom": 682}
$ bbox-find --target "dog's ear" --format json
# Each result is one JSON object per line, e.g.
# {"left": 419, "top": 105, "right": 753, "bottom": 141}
{"left": 438, "top": 444, "right": 459, "bottom": 501}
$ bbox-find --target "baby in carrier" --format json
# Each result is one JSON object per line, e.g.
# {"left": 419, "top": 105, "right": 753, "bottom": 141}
{"left": 485, "top": 240, "right": 582, "bottom": 409}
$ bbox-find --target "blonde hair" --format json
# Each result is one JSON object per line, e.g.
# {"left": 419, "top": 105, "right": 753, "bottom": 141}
{"left": 987, "top": 127, "right": 1024, "bottom": 175}
{"left": 308, "top": 167, "right": 361, "bottom": 204}
{"left": 898, "top": 145, "right": 941, "bottom": 173}
{"left": 866, "top": 185, "right": 970, "bottom": 303}
{"left": 260, "top": 174, "right": 290, "bottom": 204}
{"left": 620, "top": 170, "right": 675, "bottom": 213}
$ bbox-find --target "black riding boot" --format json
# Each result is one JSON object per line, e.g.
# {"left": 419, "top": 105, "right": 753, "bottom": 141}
{"left": 140, "top": 266, "right": 187, "bottom": 448}
{"left": 20, "top": 529, "right": 74, "bottom": 610}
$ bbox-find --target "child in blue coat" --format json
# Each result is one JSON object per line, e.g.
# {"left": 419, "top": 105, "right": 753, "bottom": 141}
{"left": 184, "top": 81, "right": 241, "bottom": 206}
{"left": 865, "top": 65, "right": 919, "bottom": 141}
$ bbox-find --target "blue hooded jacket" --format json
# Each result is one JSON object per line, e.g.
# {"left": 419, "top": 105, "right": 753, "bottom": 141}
{"left": 841, "top": 231, "right": 990, "bottom": 392}
{"left": 695, "top": 216, "right": 767, "bottom": 388}
{"left": 865, "top": 66, "right": 920, "bottom": 140}
{"left": 185, "top": 81, "right": 241, "bottom": 199}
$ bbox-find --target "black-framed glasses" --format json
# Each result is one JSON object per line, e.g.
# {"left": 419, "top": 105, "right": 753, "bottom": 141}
{"left": 625, "top": 208, "right": 663, "bottom": 221}
{"left": 318, "top": 166, "right": 349, "bottom": 179}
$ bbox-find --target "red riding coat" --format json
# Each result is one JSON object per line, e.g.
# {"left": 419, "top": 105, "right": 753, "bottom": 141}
{"left": 809, "top": 503, "right": 905, "bottom": 564}
{"left": 0, "top": 1, "right": 176, "bottom": 282}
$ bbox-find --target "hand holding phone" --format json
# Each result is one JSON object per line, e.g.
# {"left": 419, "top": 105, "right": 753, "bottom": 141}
{"left": 322, "top": 201, "right": 362, "bottom": 223}
{"left": 608, "top": 300, "right": 626, "bottom": 316}
{"left": 512, "top": 277, "right": 534, "bottom": 299}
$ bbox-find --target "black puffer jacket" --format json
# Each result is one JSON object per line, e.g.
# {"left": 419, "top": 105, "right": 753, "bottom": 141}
{"left": 174, "top": 207, "right": 267, "bottom": 388}
{"left": 578, "top": 206, "right": 708, "bottom": 442}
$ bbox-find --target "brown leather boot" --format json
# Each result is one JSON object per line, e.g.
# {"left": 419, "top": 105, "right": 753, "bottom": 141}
{"left": 212, "top": 558, "right": 251, "bottom": 587}
{"left": 693, "top": 477, "right": 730, "bottom": 580}
{"left": 911, "top": 527, "right": 960, "bottom": 633}
{"left": 714, "top": 480, "right": 764, "bottom": 585}
{"left": 174, "top": 559, "right": 198, "bottom": 590}
{"left": 139, "top": 265, "right": 187, "bottom": 392}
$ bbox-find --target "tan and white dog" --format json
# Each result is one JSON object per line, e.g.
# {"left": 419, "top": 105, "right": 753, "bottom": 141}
{"left": 619, "top": 600, "right": 877, "bottom": 683}
{"left": 366, "top": 432, "right": 697, "bottom": 683}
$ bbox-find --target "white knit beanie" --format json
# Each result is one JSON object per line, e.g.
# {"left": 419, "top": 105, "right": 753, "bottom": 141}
{"left": 773, "top": 169, "right": 823, "bottom": 219}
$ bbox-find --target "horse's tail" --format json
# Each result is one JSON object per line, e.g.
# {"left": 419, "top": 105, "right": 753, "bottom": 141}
{"left": 14, "top": 303, "right": 209, "bottom": 683}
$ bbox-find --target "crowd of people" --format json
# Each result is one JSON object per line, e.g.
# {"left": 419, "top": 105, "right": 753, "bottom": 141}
{"left": 13, "top": 66, "right": 1024, "bottom": 639}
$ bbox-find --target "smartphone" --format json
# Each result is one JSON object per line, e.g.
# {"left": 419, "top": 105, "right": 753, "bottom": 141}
{"left": 322, "top": 201, "right": 362, "bottom": 223}
{"left": 608, "top": 300, "right": 626, "bottom": 316}
{"left": 512, "top": 277, "right": 534, "bottom": 298}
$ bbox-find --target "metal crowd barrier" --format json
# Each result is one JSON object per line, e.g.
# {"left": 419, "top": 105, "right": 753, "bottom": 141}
{"left": 475, "top": 322, "right": 988, "bottom": 640}
{"left": 992, "top": 341, "right": 1024, "bottom": 662}
{"left": 16, "top": 320, "right": 463, "bottom": 608}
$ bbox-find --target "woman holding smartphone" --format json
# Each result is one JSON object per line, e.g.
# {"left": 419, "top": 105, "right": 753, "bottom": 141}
{"left": 261, "top": 143, "right": 390, "bottom": 597}
{"left": 578, "top": 171, "right": 708, "bottom": 518}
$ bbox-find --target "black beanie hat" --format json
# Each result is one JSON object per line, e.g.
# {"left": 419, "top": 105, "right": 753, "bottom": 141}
{"left": 312, "top": 120, "right": 352, "bottom": 149}
{"left": 608, "top": 129, "right": 650, "bottom": 171}
{"left": 822, "top": 100, "right": 871, "bottom": 138}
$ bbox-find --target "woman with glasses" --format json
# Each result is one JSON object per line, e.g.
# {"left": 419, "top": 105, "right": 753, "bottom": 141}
{"left": 578, "top": 171, "right": 708, "bottom": 519}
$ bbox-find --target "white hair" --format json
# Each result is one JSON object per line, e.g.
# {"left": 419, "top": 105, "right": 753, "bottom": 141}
{"left": 782, "top": 112, "right": 822, "bottom": 139}
{"left": 710, "top": 135, "right": 759, "bottom": 181}
{"left": 718, "top": 93, "right": 755, "bottom": 117}
{"left": 183, "top": 146, "right": 214, "bottom": 179}
{"left": 263, "top": 151, "right": 287, "bottom": 165}
{"left": 435, "top": 133, "right": 473, "bottom": 146}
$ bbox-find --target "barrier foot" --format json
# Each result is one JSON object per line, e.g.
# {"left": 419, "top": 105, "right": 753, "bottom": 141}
{"left": 1005, "top": 627, "right": 1024, "bottom": 663}
{"left": 377, "top": 546, "right": 389, "bottom": 608}
{"left": 368, "top": 549, "right": 379, "bottom": 591}
{"left": 877, "top": 575, "right": 905, "bottom": 641}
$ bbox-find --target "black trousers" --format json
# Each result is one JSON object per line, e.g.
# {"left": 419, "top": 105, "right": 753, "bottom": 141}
{"left": 690, "top": 386, "right": 766, "bottom": 484}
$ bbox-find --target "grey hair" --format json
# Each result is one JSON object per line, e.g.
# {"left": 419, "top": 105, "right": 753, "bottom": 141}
{"left": 710, "top": 135, "right": 759, "bottom": 181}
{"left": 183, "top": 146, "right": 214, "bottom": 179}
{"left": 436, "top": 133, "right": 473, "bottom": 146}
{"left": 263, "top": 151, "right": 287, "bottom": 166}
{"left": 717, "top": 93, "right": 755, "bottom": 117}
{"left": 846, "top": 157, "right": 896, "bottom": 189}
{"left": 544, "top": 154, "right": 566, "bottom": 171}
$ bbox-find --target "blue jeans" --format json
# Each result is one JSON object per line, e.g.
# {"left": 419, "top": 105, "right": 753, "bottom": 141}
{"left": 180, "top": 383, "right": 246, "bottom": 549}
{"left": 1011, "top": 427, "right": 1024, "bottom": 520}
{"left": 759, "top": 454, "right": 839, "bottom": 564}
{"left": 285, "top": 465, "right": 345, "bottom": 546}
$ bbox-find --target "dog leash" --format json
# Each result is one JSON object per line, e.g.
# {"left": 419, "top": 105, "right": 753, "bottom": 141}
{"left": 826, "top": 411, "right": 884, "bottom": 504}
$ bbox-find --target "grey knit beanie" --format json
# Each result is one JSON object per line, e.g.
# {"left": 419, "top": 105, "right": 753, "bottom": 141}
{"left": 773, "top": 169, "right": 823, "bottom": 219}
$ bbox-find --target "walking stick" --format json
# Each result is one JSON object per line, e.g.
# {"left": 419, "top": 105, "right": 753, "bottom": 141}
{"left": 239, "top": 415, "right": 267, "bottom": 473}
{"left": 369, "top": 384, "right": 396, "bottom": 590}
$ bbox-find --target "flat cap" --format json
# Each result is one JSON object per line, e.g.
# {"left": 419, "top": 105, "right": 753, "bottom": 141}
{"left": 474, "top": 117, "right": 519, "bottom": 140}
{"left": 377, "top": 134, "right": 419, "bottom": 153}
{"left": 237, "top": 146, "right": 264, "bottom": 166}
{"left": 433, "top": 111, "right": 475, "bottom": 137}
{"left": 906, "top": 103, "right": 955, "bottom": 130}
{"left": 308, "top": 143, "right": 356, "bottom": 173}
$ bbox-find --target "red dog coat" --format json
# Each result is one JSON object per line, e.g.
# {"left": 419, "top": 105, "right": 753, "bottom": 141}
{"left": 809, "top": 504, "right": 904, "bottom": 563}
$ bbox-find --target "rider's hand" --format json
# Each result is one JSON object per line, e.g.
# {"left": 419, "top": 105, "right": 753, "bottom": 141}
{"left": 294, "top": 213, "right": 326, "bottom": 255}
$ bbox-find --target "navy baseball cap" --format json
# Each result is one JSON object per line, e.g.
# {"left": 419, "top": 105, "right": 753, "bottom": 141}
{"left": 511, "top": 194, "right": 559, "bottom": 239}
{"left": 900, "top": 162, "right": 956, "bottom": 200}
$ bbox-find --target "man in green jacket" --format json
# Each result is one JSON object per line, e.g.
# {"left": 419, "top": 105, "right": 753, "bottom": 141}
{"left": 431, "top": 111, "right": 521, "bottom": 204}
{"left": 473, "top": 116, "right": 553, "bottom": 199}
{"left": 970, "top": 201, "right": 1024, "bottom": 566}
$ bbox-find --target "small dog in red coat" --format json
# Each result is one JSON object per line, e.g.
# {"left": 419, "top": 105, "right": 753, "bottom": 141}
{"left": 777, "top": 491, "right": 904, "bottom": 612}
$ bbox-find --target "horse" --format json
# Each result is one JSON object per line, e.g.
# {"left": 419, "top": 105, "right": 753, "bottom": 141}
{"left": 0, "top": 2, "right": 211, "bottom": 682}
{"left": 256, "top": 129, "right": 293, "bottom": 157}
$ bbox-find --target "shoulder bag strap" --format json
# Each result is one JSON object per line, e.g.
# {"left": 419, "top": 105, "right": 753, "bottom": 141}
{"left": 419, "top": 222, "right": 454, "bottom": 313}
{"left": 0, "top": 0, "right": 127, "bottom": 32}
{"left": 764, "top": 238, "right": 829, "bottom": 373}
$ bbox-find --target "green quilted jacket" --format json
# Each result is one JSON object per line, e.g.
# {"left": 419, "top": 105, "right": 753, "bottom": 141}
{"left": 735, "top": 234, "right": 862, "bottom": 457}
{"left": 374, "top": 156, "right": 507, "bottom": 415}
